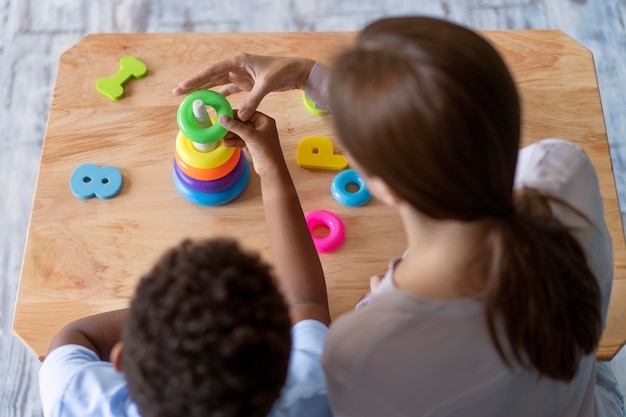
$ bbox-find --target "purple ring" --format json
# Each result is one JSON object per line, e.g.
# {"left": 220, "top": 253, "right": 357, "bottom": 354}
{"left": 173, "top": 152, "right": 246, "bottom": 193}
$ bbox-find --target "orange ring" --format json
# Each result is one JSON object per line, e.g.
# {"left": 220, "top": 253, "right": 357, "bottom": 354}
{"left": 175, "top": 148, "right": 242, "bottom": 181}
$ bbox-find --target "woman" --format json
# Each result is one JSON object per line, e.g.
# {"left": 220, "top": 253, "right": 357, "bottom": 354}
{"left": 174, "top": 16, "right": 623, "bottom": 416}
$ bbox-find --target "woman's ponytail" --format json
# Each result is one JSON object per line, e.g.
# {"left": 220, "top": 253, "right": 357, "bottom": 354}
{"left": 484, "top": 187, "right": 602, "bottom": 381}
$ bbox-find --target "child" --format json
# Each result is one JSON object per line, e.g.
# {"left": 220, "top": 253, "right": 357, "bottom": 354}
{"left": 175, "top": 16, "right": 624, "bottom": 417}
{"left": 39, "top": 110, "right": 332, "bottom": 417}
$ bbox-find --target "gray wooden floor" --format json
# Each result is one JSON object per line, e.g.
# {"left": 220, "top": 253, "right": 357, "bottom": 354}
{"left": 1, "top": 0, "right": 625, "bottom": 415}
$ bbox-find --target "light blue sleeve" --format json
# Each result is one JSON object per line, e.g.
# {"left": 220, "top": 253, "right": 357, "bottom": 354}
{"left": 39, "top": 344, "right": 138, "bottom": 417}
{"left": 268, "top": 319, "right": 332, "bottom": 417}
{"left": 304, "top": 62, "right": 332, "bottom": 112}
{"left": 39, "top": 345, "right": 98, "bottom": 417}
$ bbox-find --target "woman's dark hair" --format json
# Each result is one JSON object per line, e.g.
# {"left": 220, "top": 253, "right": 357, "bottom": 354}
{"left": 123, "top": 238, "right": 292, "bottom": 417}
{"left": 330, "top": 16, "right": 601, "bottom": 381}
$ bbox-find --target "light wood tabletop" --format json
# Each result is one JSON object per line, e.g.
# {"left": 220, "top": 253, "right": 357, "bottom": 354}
{"left": 12, "top": 31, "right": 626, "bottom": 360}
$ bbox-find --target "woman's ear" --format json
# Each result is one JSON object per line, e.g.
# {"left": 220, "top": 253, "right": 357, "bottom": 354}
{"left": 110, "top": 342, "right": 124, "bottom": 372}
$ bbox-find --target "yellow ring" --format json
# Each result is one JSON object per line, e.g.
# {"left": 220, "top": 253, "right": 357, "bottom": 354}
{"left": 175, "top": 131, "right": 235, "bottom": 169}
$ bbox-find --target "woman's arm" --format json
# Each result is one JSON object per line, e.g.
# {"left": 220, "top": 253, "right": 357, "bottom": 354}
{"left": 173, "top": 54, "right": 316, "bottom": 121}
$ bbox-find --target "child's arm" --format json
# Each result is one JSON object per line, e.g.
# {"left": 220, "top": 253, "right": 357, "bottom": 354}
{"left": 221, "top": 112, "right": 331, "bottom": 326}
{"left": 47, "top": 309, "right": 127, "bottom": 360}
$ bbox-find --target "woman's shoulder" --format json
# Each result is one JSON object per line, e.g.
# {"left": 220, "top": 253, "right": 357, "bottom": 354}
{"left": 324, "top": 291, "right": 485, "bottom": 365}
{"left": 321, "top": 294, "right": 509, "bottom": 415}
{"left": 515, "top": 138, "right": 596, "bottom": 197}
{"left": 515, "top": 138, "right": 606, "bottom": 237}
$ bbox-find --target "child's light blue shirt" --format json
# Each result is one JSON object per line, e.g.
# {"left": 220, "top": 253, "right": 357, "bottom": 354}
{"left": 40, "top": 319, "right": 330, "bottom": 417}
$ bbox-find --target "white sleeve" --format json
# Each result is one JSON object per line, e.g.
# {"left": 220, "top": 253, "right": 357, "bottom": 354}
{"left": 514, "top": 138, "right": 613, "bottom": 325}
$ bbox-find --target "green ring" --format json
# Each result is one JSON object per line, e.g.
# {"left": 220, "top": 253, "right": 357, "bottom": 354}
{"left": 302, "top": 91, "right": 328, "bottom": 116}
{"left": 177, "top": 90, "right": 234, "bottom": 144}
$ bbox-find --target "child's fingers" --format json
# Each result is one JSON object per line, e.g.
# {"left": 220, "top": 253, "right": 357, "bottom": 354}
{"left": 222, "top": 136, "right": 245, "bottom": 149}
{"left": 220, "top": 114, "right": 253, "bottom": 139}
{"left": 221, "top": 110, "right": 274, "bottom": 144}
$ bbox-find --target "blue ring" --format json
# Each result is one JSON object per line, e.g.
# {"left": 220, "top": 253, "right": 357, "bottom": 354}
{"left": 331, "top": 169, "right": 371, "bottom": 207}
{"left": 173, "top": 157, "right": 250, "bottom": 206}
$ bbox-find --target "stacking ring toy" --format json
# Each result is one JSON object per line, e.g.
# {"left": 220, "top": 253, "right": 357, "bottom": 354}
{"left": 175, "top": 148, "right": 242, "bottom": 181}
{"left": 175, "top": 131, "right": 235, "bottom": 169}
{"left": 331, "top": 169, "right": 371, "bottom": 207}
{"left": 305, "top": 210, "right": 345, "bottom": 253}
{"left": 173, "top": 158, "right": 250, "bottom": 206}
{"left": 177, "top": 90, "right": 233, "bottom": 144}
{"left": 174, "top": 153, "right": 246, "bottom": 193}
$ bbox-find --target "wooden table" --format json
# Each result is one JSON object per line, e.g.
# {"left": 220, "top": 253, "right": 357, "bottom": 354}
{"left": 13, "top": 31, "right": 626, "bottom": 361}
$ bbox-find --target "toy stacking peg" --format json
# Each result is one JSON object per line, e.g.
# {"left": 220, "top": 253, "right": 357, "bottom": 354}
{"left": 173, "top": 90, "right": 249, "bottom": 206}
{"left": 96, "top": 56, "right": 147, "bottom": 100}
{"left": 192, "top": 99, "right": 218, "bottom": 152}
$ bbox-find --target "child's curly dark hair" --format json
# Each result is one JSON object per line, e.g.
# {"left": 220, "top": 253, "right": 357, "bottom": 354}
{"left": 122, "top": 238, "right": 292, "bottom": 417}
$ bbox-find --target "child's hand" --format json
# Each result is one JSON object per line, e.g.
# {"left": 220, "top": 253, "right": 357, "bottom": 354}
{"left": 220, "top": 111, "right": 287, "bottom": 178}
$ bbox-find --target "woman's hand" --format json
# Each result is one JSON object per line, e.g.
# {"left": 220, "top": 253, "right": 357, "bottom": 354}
{"left": 173, "top": 54, "right": 316, "bottom": 121}
{"left": 355, "top": 275, "right": 383, "bottom": 310}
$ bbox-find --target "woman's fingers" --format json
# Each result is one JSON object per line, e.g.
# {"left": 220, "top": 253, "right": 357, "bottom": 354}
{"left": 172, "top": 56, "right": 245, "bottom": 94}
{"left": 370, "top": 275, "right": 383, "bottom": 292}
